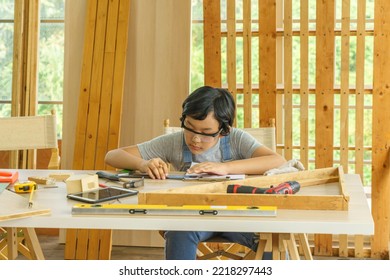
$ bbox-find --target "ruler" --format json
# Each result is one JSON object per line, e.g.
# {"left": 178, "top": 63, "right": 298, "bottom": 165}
{"left": 72, "top": 204, "right": 277, "bottom": 217}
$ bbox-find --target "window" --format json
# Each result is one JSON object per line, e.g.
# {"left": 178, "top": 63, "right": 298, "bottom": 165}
{"left": 0, "top": 0, "right": 65, "bottom": 138}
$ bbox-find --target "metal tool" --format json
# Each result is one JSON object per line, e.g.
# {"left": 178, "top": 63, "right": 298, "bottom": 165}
{"left": 72, "top": 204, "right": 277, "bottom": 217}
{"left": 96, "top": 171, "right": 144, "bottom": 188}
{"left": 14, "top": 181, "right": 38, "bottom": 193}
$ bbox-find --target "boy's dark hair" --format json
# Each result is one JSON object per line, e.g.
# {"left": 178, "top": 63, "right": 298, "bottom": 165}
{"left": 181, "top": 86, "right": 235, "bottom": 136}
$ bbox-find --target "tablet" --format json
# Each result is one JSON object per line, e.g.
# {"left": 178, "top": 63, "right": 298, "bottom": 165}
{"left": 67, "top": 186, "right": 138, "bottom": 203}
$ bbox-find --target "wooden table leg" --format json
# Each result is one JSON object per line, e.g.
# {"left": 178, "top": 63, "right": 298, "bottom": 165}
{"left": 22, "top": 228, "right": 45, "bottom": 260}
{"left": 297, "top": 233, "right": 313, "bottom": 260}
{"left": 5, "top": 227, "right": 18, "bottom": 260}
{"left": 64, "top": 229, "right": 112, "bottom": 260}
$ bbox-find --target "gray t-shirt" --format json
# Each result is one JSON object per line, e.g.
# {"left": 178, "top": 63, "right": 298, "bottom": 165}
{"left": 137, "top": 127, "right": 262, "bottom": 171}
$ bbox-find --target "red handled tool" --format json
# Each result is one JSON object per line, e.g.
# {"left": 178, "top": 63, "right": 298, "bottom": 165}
{"left": 0, "top": 171, "right": 19, "bottom": 184}
{"left": 227, "top": 181, "right": 300, "bottom": 194}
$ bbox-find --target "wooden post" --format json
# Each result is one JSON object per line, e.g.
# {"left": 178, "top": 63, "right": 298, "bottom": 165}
{"left": 243, "top": 0, "right": 252, "bottom": 128}
{"left": 203, "top": 0, "right": 221, "bottom": 87}
{"left": 299, "top": 0, "right": 309, "bottom": 168}
{"left": 314, "top": 0, "right": 335, "bottom": 256}
{"left": 284, "top": 0, "right": 293, "bottom": 160}
{"left": 372, "top": 0, "right": 390, "bottom": 259}
{"left": 226, "top": 0, "right": 236, "bottom": 103}
{"left": 259, "top": 0, "right": 277, "bottom": 127}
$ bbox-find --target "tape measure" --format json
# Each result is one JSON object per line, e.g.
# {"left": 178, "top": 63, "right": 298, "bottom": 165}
{"left": 13, "top": 181, "right": 38, "bottom": 193}
{"left": 72, "top": 204, "right": 277, "bottom": 217}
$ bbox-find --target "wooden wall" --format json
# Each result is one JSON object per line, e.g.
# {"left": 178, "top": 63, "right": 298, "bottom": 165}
{"left": 62, "top": 0, "right": 191, "bottom": 169}
{"left": 202, "top": 0, "right": 389, "bottom": 259}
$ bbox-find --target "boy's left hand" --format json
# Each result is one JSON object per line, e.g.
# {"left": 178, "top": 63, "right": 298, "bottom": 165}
{"left": 186, "top": 162, "right": 228, "bottom": 175}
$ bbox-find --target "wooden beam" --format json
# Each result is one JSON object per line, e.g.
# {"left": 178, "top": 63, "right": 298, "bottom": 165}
{"left": 314, "top": 0, "right": 335, "bottom": 257}
{"left": 340, "top": 0, "right": 350, "bottom": 173}
{"left": 259, "top": 0, "right": 277, "bottom": 127}
{"left": 299, "top": 0, "right": 309, "bottom": 168}
{"left": 203, "top": 0, "right": 221, "bottom": 87}
{"left": 284, "top": 0, "right": 293, "bottom": 159}
{"left": 372, "top": 0, "right": 390, "bottom": 259}
{"left": 243, "top": 0, "right": 252, "bottom": 127}
{"left": 226, "top": 0, "right": 236, "bottom": 103}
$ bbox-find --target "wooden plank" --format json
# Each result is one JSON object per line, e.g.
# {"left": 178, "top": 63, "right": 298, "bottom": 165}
{"left": 284, "top": 0, "right": 293, "bottom": 159}
{"left": 259, "top": 0, "right": 277, "bottom": 126}
{"left": 73, "top": 0, "right": 98, "bottom": 170}
{"left": 64, "top": 229, "right": 77, "bottom": 259}
{"left": 371, "top": 0, "right": 390, "bottom": 259}
{"left": 203, "top": 0, "right": 221, "bottom": 87}
{"left": 106, "top": 0, "right": 131, "bottom": 162}
{"left": 0, "top": 189, "right": 50, "bottom": 221}
{"left": 243, "top": 0, "right": 252, "bottom": 127}
{"left": 338, "top": 234, "right": 348, "bottom": 257}
{"left": 83, "top": 0, "right": 109, "bottom": 170}
{"left": 340, "top": 0, "right": 350, "bottom": 173}
{"left": 138, "top": 167, "right": 349, "bottom": 211}
{"left": 355, "top": 0, "right": 366, "bottom": 178}
{"left": 354, "top": 234, "right": 364, "bottom": 258}
{"left": 75, "top": 229, "right": 89, "bottom": 260}
{"left": 86, "top": 229, "right": 100, "bottom": 259}
{"left": 95, "top": 0, "right": 120, "bottom": 170}
{"left": 98, "top": 229, "right": 112, "bottom": 260}
{"left": 299, "top": 0, "right": 309, "bottom": 168}
{"left": 139, "top": 192, "right": 348, "bottom": 211}
{"left": 226, "top": 0, "right": 237, "bottom": 103}
{"left": 314, "top": 0, "right": 335, "bottom": 256}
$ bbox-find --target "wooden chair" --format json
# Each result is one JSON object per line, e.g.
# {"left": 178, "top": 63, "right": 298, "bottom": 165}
{"left": 0, "top": 112, "right": 60, "bottom": 260}
{"left": 162, "top": 119, "right": 263, "bottom": 259}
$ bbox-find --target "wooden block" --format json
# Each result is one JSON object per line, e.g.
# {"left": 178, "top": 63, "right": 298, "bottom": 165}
{"left": 48, "top": 173, "right": 73, "bottom": 181}
{"left": 28, "top": 176, "right": 56, "bottom": 185}
{"left": 65, "top": 174, "right": 98, "bottom": 194}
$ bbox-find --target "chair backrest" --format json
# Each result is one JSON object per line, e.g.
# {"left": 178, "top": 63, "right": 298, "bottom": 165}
{"left": 163, "top": 119, "right": 182, "bottom": 135}
{"left": 163, "top": 119, "right": 276, "bottom": 151}
{"left": 242, "top": 127, "right": 276, "bottom": 152}
{"left": 0, "top": 113, "right": 60, "bottom": 169}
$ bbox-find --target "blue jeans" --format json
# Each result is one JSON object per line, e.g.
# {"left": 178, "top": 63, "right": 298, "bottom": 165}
{"left": 164, "top": 231, "right": 272, "bottom": 260}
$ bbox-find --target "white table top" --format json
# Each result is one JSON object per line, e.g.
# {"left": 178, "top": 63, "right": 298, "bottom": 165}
{"left": 0, "top": 170, "right": 374, "bottom": 235}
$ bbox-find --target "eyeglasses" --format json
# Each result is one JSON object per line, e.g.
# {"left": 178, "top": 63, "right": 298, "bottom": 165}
{"left": 181, "top": 121, "right": 221, "bottom": 143}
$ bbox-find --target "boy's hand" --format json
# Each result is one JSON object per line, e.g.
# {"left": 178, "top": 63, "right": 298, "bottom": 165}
{"left": 140, "top": 158, "right": 169, "bottom": 179}
{"left": 186, "top": 162, "right": 228, "bottom": 176}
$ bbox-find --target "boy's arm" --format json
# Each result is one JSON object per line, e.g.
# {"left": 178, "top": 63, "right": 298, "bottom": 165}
{"left": 187, "top": 146, "right": 286, "bottom": 175}
{"left": 104, "top": 146, "right": 169, "bottom": 179}
{"left": 225, "top": 146, "right": 286, "bottom": 175}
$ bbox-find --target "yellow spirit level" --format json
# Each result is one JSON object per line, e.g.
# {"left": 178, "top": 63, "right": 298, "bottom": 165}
{"left": 14, "top": 181, "right": 37, "bottom": 193}
{"left": 72, "top": 204, "right": 277, "bottom": 217}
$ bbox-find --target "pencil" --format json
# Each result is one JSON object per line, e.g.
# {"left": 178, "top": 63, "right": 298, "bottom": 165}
{"left": 28, "top": 185, "right": 35, "bottom": 208}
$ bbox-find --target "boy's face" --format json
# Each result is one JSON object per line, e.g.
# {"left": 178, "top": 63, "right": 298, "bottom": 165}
{"left": 182, "top": 113, "right": 222, "bottom": 154}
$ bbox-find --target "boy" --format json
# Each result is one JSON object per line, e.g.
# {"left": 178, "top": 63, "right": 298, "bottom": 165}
{"left": 105, "top": 86, "right": 286, "bottom": 259}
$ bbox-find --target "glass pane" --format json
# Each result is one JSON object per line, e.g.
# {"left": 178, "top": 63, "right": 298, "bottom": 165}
{"left": 40, "top": 0, "right": 65, "bottom": 19}
{"left": 0, "top": 22, "right": 13, "bottom": 102}
{"left": 38, "top": 22, "right": 64, "bottom": 102}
